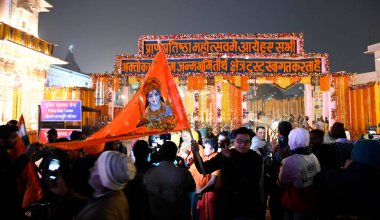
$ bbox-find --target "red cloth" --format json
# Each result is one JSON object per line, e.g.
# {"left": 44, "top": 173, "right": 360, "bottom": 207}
{"left": 11, "top": 136, "right": 44, "bottom": 208}
{"left": 281, "top": 185, "right": 319, "bottom": 213}
{"left": 194, "top": 152, "right": 220, "bottom": 220}
{"left": 197, "top": 191, "right": 217, "bottom": 220}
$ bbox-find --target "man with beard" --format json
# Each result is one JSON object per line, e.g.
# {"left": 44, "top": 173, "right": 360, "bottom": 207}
{"left": 0, "top": 125, "right": 41, "bottom": 220}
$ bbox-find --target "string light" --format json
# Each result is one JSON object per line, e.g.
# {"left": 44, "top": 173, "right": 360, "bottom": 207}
{"left": 137, "top": 33, "right": 305, "bottom": 55}
{"left": 349, "top": 81, "right": 376, "bottom": 90}
{"left": 115, "top": 54, "right": 330, "bottom": 77}
{"left": 44, "top": 86, "right": 95, "bottom": 92}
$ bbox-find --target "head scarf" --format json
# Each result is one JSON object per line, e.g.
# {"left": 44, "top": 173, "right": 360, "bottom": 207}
{"left": 288, "top": 128, "right": 310, "bottom": 150}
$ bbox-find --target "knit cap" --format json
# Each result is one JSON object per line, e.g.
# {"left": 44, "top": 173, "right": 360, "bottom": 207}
{"left": 96, "top": 151, "right": 136, "bottom": 190}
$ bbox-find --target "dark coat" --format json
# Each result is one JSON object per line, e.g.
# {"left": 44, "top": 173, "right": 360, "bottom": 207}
{"left": 195, "top": 149, "right": 263, "bottom": 220}
{"left": 314, "top": 162, "right": 380, "bottom": 219}
{"left": 0, "top": 148, "right": 30, "bottom": 220}
{"left": 76, "top": 190, "right": 129, "bottom": 220}
{"left": 143, "top": 161, "right": 195, "bottom": 220}
{"left": 312, "top": 143, "right": 337, "bottom": 172}
{"left": 329, "top": 141, "right": 354, "bottom": 168}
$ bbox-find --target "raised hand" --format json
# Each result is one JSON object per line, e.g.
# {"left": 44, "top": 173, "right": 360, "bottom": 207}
{"left": 25, "top": 142, "right": 43, "bottom": 159}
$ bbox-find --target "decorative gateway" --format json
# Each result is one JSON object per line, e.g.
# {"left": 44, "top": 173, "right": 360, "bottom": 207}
{"left": 115, "top": 33, "right": 329, "bottom": 130}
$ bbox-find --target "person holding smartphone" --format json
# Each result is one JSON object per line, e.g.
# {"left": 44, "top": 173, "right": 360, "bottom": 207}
{"left": 0, "top": 125, "right": 41, "bottom": 220}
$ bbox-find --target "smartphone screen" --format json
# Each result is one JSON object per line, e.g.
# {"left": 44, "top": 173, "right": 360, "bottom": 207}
{"left": 48, "top": 175, "right": 57, "bottom": 180}
{"left": 48, "top": 159, "right": 60, "bottom": 171}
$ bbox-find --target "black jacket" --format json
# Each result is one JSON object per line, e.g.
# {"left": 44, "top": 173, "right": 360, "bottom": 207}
{"left": 195, "top": 149, "right": 263, "bottom": 220}
{"left": 0, "top": 148, "right": 30, "bottom": 220}
{"left": 314, "top": 162, "right": 380, "bottom": 219}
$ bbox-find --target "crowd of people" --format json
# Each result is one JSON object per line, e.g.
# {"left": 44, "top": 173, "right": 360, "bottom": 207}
{"left": 1, "top": 118, "right": 380, "bottom": 220}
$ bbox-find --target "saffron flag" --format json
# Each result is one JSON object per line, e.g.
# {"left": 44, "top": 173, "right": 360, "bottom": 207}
{"left": 50, "top": 44, "right": 191, "bottom": 154}
{"left": 16, "top": 115, "right": 44, "bottom": 208}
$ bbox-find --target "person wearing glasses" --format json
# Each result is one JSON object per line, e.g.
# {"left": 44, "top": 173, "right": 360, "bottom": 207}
{"left": 191, "top": 127, "right": 263, "bottom": 220}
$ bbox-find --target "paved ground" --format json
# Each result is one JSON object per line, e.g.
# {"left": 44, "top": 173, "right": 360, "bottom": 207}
{"left": 256, "top": 116, "right": 274, "bottom": 127}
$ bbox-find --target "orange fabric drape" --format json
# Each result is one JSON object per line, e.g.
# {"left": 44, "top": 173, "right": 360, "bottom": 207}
{"left": 196, "top": 77, "right": 206, "bottom": 90}
{"left": 221, "top": 82, "right": 230, "bottom": 124}
{"left": 187, "top": 76, "right": 205, "bottom": 91}
{"left": 376, "top": 83, "right": 380, "bottom": 134}
{"left": 369, "top": 86, "right": 377, "bottom": 126}
{"left": 354, "top": 90, "right": 362, "bottom": 131}
{"left": 334, "top": 76, "right": 350, "bottom": 127}
{"left": 319, "top": 76, "right": 330, "bottom": 92}
{"left": 241, "top": 76, "right": 249, "bottom": 91}
{"left": 363, "top": 88, "right": 370, "bottom": 127}
{"left": 359, "top": 89, "right": 365, "bottom": 131}
{"left": 360, "top": 85, "right": 376, "bottom": 129}
{"left": 11, "top": 136, "right": 44, "bottom": 208}
{"left": 348, "top": 82, "right": 380, "bottom": 137}
{"left": 114, "top": 76, "right": 120, "bottom": 92}
{"left": 230, "top": 84, "right": 235, "bottom": 126}
{"left": 187, "top": 77, "right": 194, "bottom": 92}
{"left": 223, "top": 76, "right": 235, "bottom": 85}
{"left": 343, "top": 77, "right": 351, "bottom": 127}
{"left": 228, "top": 83, "right": 243, "bottom": 127}
{"left": 350, "top": 89, "right": 357, "bottom": 131}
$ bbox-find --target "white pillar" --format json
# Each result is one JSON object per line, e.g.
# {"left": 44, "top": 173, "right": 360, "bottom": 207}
{"left": 0, "top": 0, "right": 11, "bottom": 23}
{"left": 242, "top": 91, "right": 247, "bottom": 125}
{"left": 329, "top": 86, "right": 336, "bottom": 127}
{"left": 304, "top": 84, "right": 313, "bottom": 119}
{"left": 323, "top": 91, "right": 330, "bottom": 124}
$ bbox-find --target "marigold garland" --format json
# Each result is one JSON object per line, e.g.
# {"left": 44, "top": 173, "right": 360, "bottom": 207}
{"left": 349, "top": 81, "right": 376, "bottom": 90}
{"left": 44, "top": 86, "right": 95, "bottom": 92}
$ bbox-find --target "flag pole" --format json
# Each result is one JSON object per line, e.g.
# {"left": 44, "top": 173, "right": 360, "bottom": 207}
{"left": 188, "top": 129, "right": 206, "bottom": 175}
{"left": 37, "top": 105, "right": 41, "bottom": 142}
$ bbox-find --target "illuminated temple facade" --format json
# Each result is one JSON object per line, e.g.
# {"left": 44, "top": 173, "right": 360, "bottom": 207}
{"left": 0, "top": 0, "right": 65, "bottom": 128}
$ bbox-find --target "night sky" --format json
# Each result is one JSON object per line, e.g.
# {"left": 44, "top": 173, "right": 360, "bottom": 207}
{"left": 39, "top": 0, "right": 380, "bottom": 74}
